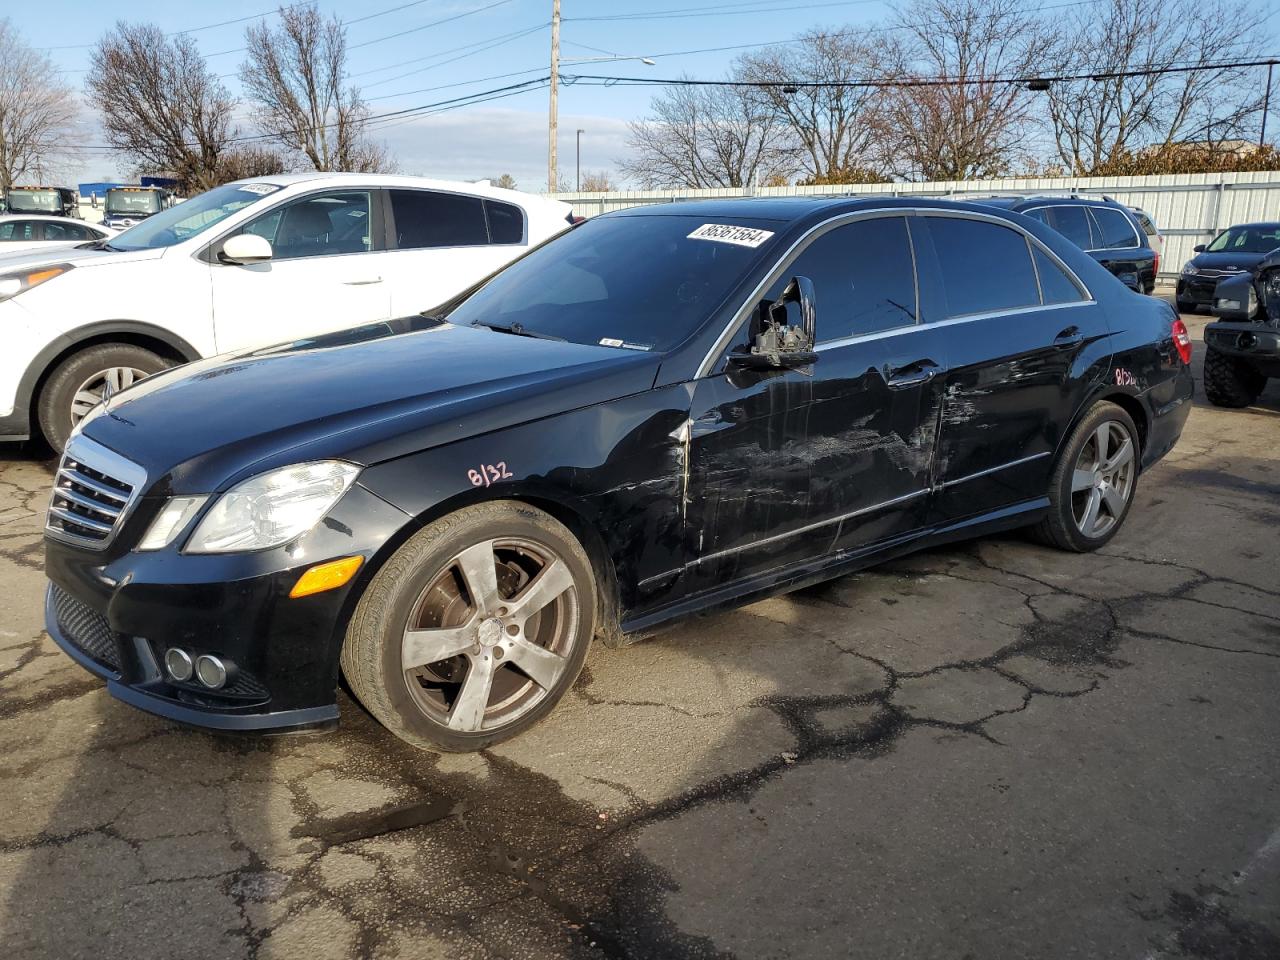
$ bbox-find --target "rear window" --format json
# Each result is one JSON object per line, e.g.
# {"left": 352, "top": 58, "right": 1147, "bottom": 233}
{"left": 485, "top": 200, "right": 525, "bottom": 244}
{"left": 1033, "top": 247, "right": 1086, "bottom": 304}
{"left": 927, "top": 216, "right": 1040, "bottom": 318}
{"left": 0, "top": 221, "right": 35, "bottom": 241}
{"left": 391, "top": 190, "right": 488, "bottom": 248}
{"left": 1090, "top": 207, "right": 1139, "bottom": 249}
{"left": 1041, "top": 205, "right": 1095, "bottom": 250}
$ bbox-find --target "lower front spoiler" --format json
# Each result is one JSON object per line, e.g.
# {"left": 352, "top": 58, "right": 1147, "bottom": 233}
{"left": 45, "top": 587, "right": 338, "bottom": 734}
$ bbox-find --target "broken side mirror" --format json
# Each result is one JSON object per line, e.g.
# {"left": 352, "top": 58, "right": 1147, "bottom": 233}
{"left": 729, "top": 275, "right": 818, "bottom": 371}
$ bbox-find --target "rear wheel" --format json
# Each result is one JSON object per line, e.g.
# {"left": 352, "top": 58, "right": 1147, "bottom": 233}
{"left": 1034, "top": 402, "right": 1140, "bottom": 553}
{"left": 341, "top": 501, "right": 596, "bottom": 752}
{"left": 37, "top": 343, "right": 173, "bottom": 451}
{"left": 1203, "top": 345, "right": 1265, "bottom": 408}
{"left": 1175, "top": 300, "right": 1196, "bottom": 314}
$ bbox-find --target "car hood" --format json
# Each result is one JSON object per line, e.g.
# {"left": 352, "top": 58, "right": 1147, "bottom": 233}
{"left": 0, "top": 242, "right": 165, "bottom": 272}
{"left": 80, "top": 317, "right": 662, "bottom": 493}
{"left": 1190, "top": 250, "right": 1274, "bottom": 272}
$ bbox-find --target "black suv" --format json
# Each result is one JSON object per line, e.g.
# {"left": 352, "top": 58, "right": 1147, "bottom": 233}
{"left": 1176, "top": 222, "right": 1280, "bottom": 313}
{"left": 972, "top": 195, "right": 1157, "bottom": 294}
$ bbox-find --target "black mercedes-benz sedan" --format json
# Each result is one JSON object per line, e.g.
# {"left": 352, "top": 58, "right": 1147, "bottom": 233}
{"left": 43, "top": 197, "right": 1194, "bottom": 752}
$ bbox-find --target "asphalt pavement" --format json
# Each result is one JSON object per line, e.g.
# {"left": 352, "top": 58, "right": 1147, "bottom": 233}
{"left": 0, "top": 306, "right": 1277, "bottom": 959}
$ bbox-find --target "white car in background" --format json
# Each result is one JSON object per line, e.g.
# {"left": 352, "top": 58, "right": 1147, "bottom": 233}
{"left": 0, "top": 215, "right": 115, "bottom": 257}
{"left": 0, "top": 173, "right": 575, "bottom": 449}
{"left": 1129, "top": 206, "right": 1164, "bottom": 261}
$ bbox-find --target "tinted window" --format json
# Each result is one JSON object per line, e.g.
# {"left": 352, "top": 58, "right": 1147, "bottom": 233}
{"left": 928, "top": 216, "right": 1040, "bottom": 317}
{"left": 446, "top": 215, "right": 770, "bottom": 352}
{"left": 391, "top": 190, "right": 488, "bottom": 248}
{"left": 241, "top": 192, "right": 372, "bottom": 260}
{"left": 1043, "top": 206, "right": 1094, "bottom": 249}
{"left": 1033, "top": 247, "right": 1085, "bottom": 304}
{"left": 1090, "top": 207, "right": 1139, "bottom": 249}
{"left": 0, "top": 221, "right": 34, "bottom": 241}
{"left": 1206, "top": 224, "right": 1280, "bottom": 253}
{"left": 43, "top": 221, "right": 92, "bottom": 241}
{"left": 1022, "top": 208, "right": 1051, "bottom": 227}
{"left": 486, "top": 200, "right": 525, "bottom": 244}
{"left": 766, "top": 216, "right": 917, "bottom": 341}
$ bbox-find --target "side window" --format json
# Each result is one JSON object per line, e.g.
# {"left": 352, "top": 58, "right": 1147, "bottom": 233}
{"left": 1089, "top": 207, "right": 1139, "bottom": 249}
{"left": 766, "top": 216, "right": 917, "bottom": 342}
{"left": 44, "top": 221, "right": 91, "bottom": 241}
{"left": 239, "top": 192, "right": 371, "bottom": 260}
{"left": 1033, "top": 247, "right": 1085, "bottom": 305}
{"left": 485, "top": 200, "right": 525, "bottom": 244}
{"left": 1045, "top": 205, "right": 1095, "bottom": 249}
{"left": 0, "top": 222, "right": 23, "bottom": 240}
{"left": 391, "top": 190, "right": 488, "bottom": 248}
{"left": 928, "top": 216, "right": 1040, "bottom": 317}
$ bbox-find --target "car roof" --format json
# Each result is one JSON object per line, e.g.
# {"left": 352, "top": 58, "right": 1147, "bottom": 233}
{"left": 229, "top": 172, "right": 570, "bottom": 209}
{"left": 0, "top": 213, "right": 98, "bottom": 224}
{"left": 1218, "top": 221, "right": 1280, "bottom": 230}
{"left": 604, "top": 194, "right": 1002, "bottom": 224}
{"left": 968, "top": 194, "right": 1124, "bottom": 209}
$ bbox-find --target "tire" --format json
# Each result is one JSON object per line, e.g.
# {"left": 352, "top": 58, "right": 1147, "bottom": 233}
{"left": 1175, "top": 300, "right": 1196, "bottom": 315}
{"left": 37, "top": 343, "right": 173, "bottom": 452}
{"left": 1033, "top": 401, "right": 1140, "bottom": 553}
{"left": 1202, "top": 345, "right": 1265, "bottom": 408}
{"left": 341, "top": 501, "right": 596, "bottom": 752}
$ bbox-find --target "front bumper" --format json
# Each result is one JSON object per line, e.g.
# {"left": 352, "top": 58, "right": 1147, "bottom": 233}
{"left": 1176, "top": 276, "right": 1221, "bottom": 306}
{"left": 43, "top": 481, "right": 412, "bottom": 733}
{"left": 1204, "top": 321, "right": 1280, "bottom": 377}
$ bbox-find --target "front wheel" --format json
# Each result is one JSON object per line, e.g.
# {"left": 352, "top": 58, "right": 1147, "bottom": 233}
{"left": 1034, "top": 402, "right": 1140, "bottom": 553}
{"left": 37, "top": 343, "right": 173, "bottom": 451}
{"left": 341, "top": 501, "right": 596, "bottom": 752}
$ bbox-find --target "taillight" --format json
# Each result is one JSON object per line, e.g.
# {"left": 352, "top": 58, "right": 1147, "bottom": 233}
{"left": 1171, "top": 317, "right": 1192, "bottom": 365}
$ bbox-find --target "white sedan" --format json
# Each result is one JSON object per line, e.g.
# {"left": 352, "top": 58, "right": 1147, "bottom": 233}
{"left": 0, "top": 215, "right": 115, "bottom": 257}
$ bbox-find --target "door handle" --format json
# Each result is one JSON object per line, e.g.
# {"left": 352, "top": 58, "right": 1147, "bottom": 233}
{"left": 886, "top": 359, "right": 942, "bottom": 389}
{"left": 343, "top": 276, "right": 383, "bottom": 286}
{"left": 1054, "top": 325, "right": 1083, "bottom": 345}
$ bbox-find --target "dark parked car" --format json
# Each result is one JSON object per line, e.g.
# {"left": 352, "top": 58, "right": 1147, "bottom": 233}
{"left": 1176, "top": 222, "right": 1280, "bottom": 313}
{"left": 972, "top": 195, "right": 1159, "bottom": 294}
{"left": 43, "top": 197, "right": 1194, "bottom": 752}
{"left": 1203, "top": 245, "right": 1280, "bottom": 406}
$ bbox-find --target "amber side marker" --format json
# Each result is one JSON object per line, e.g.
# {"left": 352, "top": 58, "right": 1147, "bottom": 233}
{"left": 290, "top": 555, "right": 363, "bottom": 598}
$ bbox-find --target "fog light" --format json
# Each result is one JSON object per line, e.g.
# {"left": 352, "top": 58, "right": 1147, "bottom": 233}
{"left": 164, "top": 648, "right": 193, "bottom": 682}
{"left": 195, "top": 654, "right": 228, "bottom": 689}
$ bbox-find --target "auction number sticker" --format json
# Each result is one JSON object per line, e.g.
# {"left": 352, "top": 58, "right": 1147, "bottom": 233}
{"left": 687, "top": 223, "right": 775, "bottom": 248}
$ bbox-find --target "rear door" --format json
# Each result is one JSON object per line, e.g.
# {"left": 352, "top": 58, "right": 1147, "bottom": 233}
{"left": 381, "top": 189, "right": 529, "bottom": 316}
{"left": 684, "top": 213, "right": 947, "bottom": 592}
{"left": 1087, "top": 205, "right": 1155, "bottom": 293}
{"left": 917, "top": 212, "right": 1110, "bottom": 523}
{"left": 209, "top": 189, "right": 390, "bottom": 352}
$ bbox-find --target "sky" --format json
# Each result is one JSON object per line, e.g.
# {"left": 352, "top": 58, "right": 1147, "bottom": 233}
{"left": 7, "top": 0, "right": 903, "bottom": 192}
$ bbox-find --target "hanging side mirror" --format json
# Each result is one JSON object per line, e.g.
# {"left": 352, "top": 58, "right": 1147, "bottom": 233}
{"left": 729, "top": 275, "right": 818, "bottom": 370}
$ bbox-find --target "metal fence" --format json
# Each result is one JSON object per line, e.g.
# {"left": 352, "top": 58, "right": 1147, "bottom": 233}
{"left": 553, "top": 171, "right": 1280, "bottom": 279}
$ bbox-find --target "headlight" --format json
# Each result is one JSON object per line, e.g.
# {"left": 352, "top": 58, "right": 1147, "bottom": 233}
{"left": 1181, "top": 262, "right": 1198, "bottom": 276}
{"left": 0, "top": 263, "right": 73, "bottom": 303}
{"left": 137, "top": 496, "right": 209, "bottom": 551}
{"left": 186, "top": 461, "right": 361, "bottom": 553}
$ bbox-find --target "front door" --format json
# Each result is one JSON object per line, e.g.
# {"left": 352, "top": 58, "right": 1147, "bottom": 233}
{"left": 685, "top": 214, "right": 947, "bottom": 593}
{"left": 914, "top": 213, "right": 1111, "bottom": 522}
{"left": 209, "top": 189, "right": 390, "bottom": 353}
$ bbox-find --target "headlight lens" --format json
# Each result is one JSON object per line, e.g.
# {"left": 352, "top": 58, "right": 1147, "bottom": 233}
{"left": 137, "top": 496, "right": 208, "bottom": 551}
{"left": 1181, "top": 261, "right": 1198, "bottom": 276}
{"left": 186, "top": 461, "right": 361, "bottom": 553}
{"left": 0, "top": 263, "right": 73, "bottom": 302}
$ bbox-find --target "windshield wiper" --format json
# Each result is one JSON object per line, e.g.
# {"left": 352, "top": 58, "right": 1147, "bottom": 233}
{"left": 471, "top": 320, "right": 565, "bottom": 342}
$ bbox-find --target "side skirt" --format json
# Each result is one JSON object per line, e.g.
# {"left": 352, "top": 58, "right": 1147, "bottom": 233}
{"left": 618, "top": 497, "right": 1049, "bottom": 642}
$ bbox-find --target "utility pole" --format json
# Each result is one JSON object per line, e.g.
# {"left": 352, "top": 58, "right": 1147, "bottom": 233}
{"left": 548, "top": 0, "right": 561, "bottom": 193}
{"left": 576, "top": 128, "right": 584, "bottom": 191}
{"left": 1262, "top": 62, "right": 1275, "bottom": 148}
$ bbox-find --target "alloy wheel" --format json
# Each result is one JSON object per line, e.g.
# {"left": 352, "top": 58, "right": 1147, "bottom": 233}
{"left": 1070, "top": 421, "right": 1136, "bottom": 539}
{"left": 69, "top": 366, "right": 151, "bottom": 426}
{"left": 401, "top": 537, "right": 580, "bottom": 733}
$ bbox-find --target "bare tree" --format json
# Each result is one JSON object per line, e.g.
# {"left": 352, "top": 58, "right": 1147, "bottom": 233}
{"left": 87, "top": 23, "right": 237, "bottom": 193}
{"left": 736, "top": 30, "right": 891, "bottom": 182}
{"left": 621, "top": 76, "right": 796, "bottom": 188}
{"left": 0, "top": 20, "right": 79, "bottom": 192}
{"left": 1043, "top": 0, "right": 1266, "bottom": 173}
{"left": 579, "top": 170, "right": 618, "bottom": 191}
{"left": 215, "top": 144, "right": 291, "bottom": 181}
{"left": 241, "top": 3, "right": 389, "bottom": 172}
{"left": 880, "top": 0, "right": 1051, "bottom": 180}
{"left": 492, "top": 173, "right": 518, "bottom": 189}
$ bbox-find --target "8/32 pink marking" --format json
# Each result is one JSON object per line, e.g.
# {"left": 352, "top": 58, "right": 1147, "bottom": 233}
{"left": 467, "top": 462, "right": 513, "bottom": 487}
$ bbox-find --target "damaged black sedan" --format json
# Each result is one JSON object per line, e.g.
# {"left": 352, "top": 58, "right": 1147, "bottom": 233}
{"left": 44, "top": 197, "right": 1194, "bottom": 752}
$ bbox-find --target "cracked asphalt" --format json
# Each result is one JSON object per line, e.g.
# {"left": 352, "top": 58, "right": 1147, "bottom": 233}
{"left": 1, "top": 305, "right": 1278, "bottom": 959}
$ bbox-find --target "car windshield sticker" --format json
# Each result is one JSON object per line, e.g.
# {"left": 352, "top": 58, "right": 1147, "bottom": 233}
{"left": 599, "top": 338, "right": 652, "bottom": 351}
{"left": 687, "top": 223, "right": 775, "bottom": 248}
{"left": 238, "top": 183, "right": 280, "bottom": 196}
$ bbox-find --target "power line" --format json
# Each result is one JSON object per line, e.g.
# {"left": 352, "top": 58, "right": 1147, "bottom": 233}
{"left": 352, "top": 22, "right": 545, "bottom": 77}
{"left": 362, "top": 24, "right": 546, "bottom": 88}
{"left": 566, "top": 0, "right": 881, "bottom": 23}
{"left": 367, "top": 66, "right": 549, "bottom": 102}
{"left": 349, "top": 0, "right": 519, "bottom": 50}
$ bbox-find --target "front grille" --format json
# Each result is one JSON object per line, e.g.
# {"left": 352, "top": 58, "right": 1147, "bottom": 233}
{"left": 50, "top": 583, "right": 120, "bottom": 673}
{"left": 45, "top": 436, "right": 146, "bottom": 549}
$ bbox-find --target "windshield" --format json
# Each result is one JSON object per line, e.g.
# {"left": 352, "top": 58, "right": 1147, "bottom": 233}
{"left": 7, "top": 189, "right": 60, "bottom": 213}
{"left": 1206, "top": 225, "right": 1280, "bottom": 254}
{"left": 109, "top": 181, "right": 282, "bottom": 251}
{"left": 106, "top": 190, "right": 162, "bottom": 215}
{"left": 446, "top": 215, "right": 776, "bottom": 352}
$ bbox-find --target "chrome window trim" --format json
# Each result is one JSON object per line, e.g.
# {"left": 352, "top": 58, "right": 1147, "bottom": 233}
{"left": 937, "top": 451, "right": 1051, "bottom": 490}
{"left": 44, "top": 434, "right": 148, "bottom": 550}
{"left": 696, "top": 206, "right": 1094, "bottom": 377}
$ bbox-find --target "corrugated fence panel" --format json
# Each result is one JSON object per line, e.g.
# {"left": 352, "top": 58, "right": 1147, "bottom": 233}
{"left": 554, "top": 172, "right": 1280, "bottom": 277}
